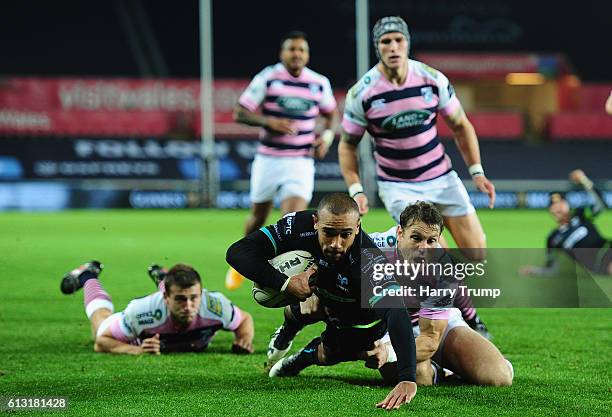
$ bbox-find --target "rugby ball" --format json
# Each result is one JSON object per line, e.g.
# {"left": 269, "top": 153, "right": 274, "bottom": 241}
{"left": 252, "top": 250, "right": 315, "bottom": 308}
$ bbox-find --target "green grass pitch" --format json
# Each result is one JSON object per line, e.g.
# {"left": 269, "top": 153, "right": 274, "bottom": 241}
{"left": 0, "top": 209, "right": 610, "bottom": 416}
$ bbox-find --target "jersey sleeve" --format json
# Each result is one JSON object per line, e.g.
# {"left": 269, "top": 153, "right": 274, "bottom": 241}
{"left": 204, "top": 292, "right": 243, "bottom": 331}
{"left": 111, "top": 301, "right": 140, "bottom": 342}
{"left": 341, "top": 82, "right": 368, "bottom": 136}
{"left": 435, "top": 69, "right": 462, "bottom": 118}
{"left": 238, "top": 68, "right": 269, "bottom": 112}
{"left": 226, "top": 211, "right": 310, "bottom": 291}
{"left": 319, "top": 77, "right": 337, "bottom": 114}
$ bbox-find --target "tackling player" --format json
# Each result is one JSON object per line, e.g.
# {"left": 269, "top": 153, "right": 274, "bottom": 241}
{"left": 226, "top": 193, "right": 417, "bottom": 410}
{"left": 339, "top": 16, "right": 494, "bottom": 262}
{"left": 521, "top": 169, "right": 611, "bottom": 276}
{"left": 60, "top": 262, "right": 254, "bottom": 355}
{"left": 371, "top": 202, "right": 512, "bottom": 386}
{"left": 227, "top": 30, "right": 338, "bottom": 290}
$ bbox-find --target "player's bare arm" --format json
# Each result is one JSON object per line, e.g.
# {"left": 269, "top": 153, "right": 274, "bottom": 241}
{"left": 233, "top": 104, "right": 297, "bottom": 135}
{"left": 339, "top": 131, "right": 368, "bottom": 214}
{"left": 312, "top": 109, "right": 339, "bottom": 159}
{"left": 94, "top": 327, "right": 157, "bottom": 355}
{"left": 231, "top": 311, "right": 255, "bottom": 354}
{"left": 443, "top": 108, "right": 496, "bottom": 208}
{"left": 605, "top": 91, "right": 612, "bottom": 115}
{"left": 415, "top": 317, "right": 447, "bottom": 362}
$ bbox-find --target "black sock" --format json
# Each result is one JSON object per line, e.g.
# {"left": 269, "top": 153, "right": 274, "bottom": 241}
{"left": 286, "top": 337, "right": 322, "bottom": 372}
{"left": 282, "top": 304, "right": 320, "bottom": 336}
{"left": 464, "top": 314, "right": 484, "bottom": 329}
{"left": 78, "top": 271, "right": 98, "bottom": 287}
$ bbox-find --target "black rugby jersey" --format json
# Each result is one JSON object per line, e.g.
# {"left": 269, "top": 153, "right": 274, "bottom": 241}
{"left": 546, "top": 189, "right": 610, "bottom": 273}
{"left": 226, "top": 210, "right": 417, "bottom": 382}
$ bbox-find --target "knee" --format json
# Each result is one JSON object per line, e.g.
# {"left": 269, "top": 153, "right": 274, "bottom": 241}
{"left": 93, "top": 340, "right": 103, "bottom": 353}
{"left": 475, "top": 363, "right": 513, "bottom": 387}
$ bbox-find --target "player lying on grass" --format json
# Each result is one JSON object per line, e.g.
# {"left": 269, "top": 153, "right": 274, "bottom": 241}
{"left": 521, "top": 169, "right": 611, "bottom": 276}
{"left": 226, "top": 193, "right": 418, "bottom": 410}
{"left": 60, "top": 262, "right": 254, "bottom": 355}
{"left": 267, "top": 202, "right": 513, "bottom": 387}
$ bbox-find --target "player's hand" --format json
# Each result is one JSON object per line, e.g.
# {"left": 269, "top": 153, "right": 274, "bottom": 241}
{"left": 231, "top": 338, "right": 254, "bottom": 354}
{"left": 519, "top": 265, "right": 538, "bottom": 276}
{"left": 285, "top": 265, "right": 317, "bottom": 301}
{"left": 364, "top": 340, "right": 389, "bottom": 369}
{"left": 312, "top": 137, "right": 330, "bottom": 159}
{"left": 376, "top": 381, "right": 417, "bottom": 410}
{"left": 569, "top": 169, "right": 586, "bottom": 184}
{"left": 141, "top": 333, "right": 161, "bottom": 355}
{"left": 266, "top": 117, "right": 297, "bottom": 135}
{"left": 473, "top": 175, "right": 496, "bottom": 209}
{"left": 353, "top": 193, "right": 369, "bottom": 215}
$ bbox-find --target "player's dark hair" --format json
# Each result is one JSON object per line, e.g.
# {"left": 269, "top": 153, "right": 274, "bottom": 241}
{"left": 399, "top": 201, "right": 444, "bottom": 234}
{"left": 548, "top": 191, "right": 567, "bottom": 207}
{"left": 281, "top": 30, "right": 308, "bottom": 47}
{"left": 317, "top": 193, "right": 360, "bottom": 216}
{"left": 164, "top": 264, "right": 201, "bottom": 293}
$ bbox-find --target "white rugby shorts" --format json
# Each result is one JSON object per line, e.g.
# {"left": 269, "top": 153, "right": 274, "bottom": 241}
{"left": 250, "top": 154, "right": 315, "bottom": 204}
{"left": 378, "top": 170, "right": 475, "bottom": 220}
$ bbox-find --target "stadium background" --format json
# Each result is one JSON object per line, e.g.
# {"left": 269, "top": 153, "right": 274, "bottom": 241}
{"left": 0, "top": 0, "right": 610, "bottom": 209}
{"left": 0, "top": 1, "right": 610, "bottom": 416}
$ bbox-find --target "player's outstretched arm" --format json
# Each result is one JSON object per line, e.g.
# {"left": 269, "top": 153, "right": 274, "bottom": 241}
{"left": 443, "top": 109, "right": 496, "bottom": 208}
{"left": 569, "top": 169, "right": 607, "bottom": 216}
{"left": 231, "top": 311, "right": 255, "bottom": 354}
{"left": 94, "top": 328, "right": 159, "bottom": 355}
{"left": 339, "top": 131, "right": 368, "bottom": 215}
{"left": 415, "top": 318, "right": 447, "bottom": 362}
{"left": 376, "top": 381, "right": 417, "bottom": 410}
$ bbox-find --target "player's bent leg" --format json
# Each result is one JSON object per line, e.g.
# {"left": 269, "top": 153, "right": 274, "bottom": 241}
{"left": 90, "top": 308, "right": 113, "bottom": 340}
{"left": 444, "top": 213, "right": 487, "bottom": 261}
{"left": 280, "top": 196, "right": 308, "bottom": 215}
{"left": 245, "top": 201, "right": 274, "bottom": 235}
{"left": 267, "top": 301, "right": 324, "bottom": 367}
{"left": 441, "top": 326, "right": 512, "bottom": 386}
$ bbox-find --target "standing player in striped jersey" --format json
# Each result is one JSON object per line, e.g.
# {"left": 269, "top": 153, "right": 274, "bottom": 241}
{"left": 226, "top": 30, "right": 338, "bottom": 290}
{"left": 339, "top": 16, "right": 495, "bottom": 262}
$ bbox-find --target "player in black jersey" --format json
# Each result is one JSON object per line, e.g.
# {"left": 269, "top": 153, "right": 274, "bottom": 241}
{"left": 226, "top": 193, "right": 417, "bottom": 410}
{"left": 521, "top": 169, "right": 611, "bottom": 276}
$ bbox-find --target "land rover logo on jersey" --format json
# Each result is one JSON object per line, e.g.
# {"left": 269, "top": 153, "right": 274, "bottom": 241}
{"left": 382, "top": 110, "right": 432, "bottom": 131}
{"left": 277, "top": 97, "right": 312, "bottom": 113}
{"left": 421, "top": 86, "right": 434, "bottom": 103}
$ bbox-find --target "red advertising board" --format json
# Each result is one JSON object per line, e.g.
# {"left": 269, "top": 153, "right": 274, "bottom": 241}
{"left": 0, "top": 77, "right": 521, "bottom": 138}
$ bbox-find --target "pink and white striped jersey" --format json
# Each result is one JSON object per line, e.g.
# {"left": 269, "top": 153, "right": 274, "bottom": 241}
{"left": 239, "top": 63, "right": 336, "bottom": 157}
{"left": 342, "top": 60, "right": 462, "bottom": 182}
{"left": 369, "top": 227, "right": 451, "bottom": 324}
{"left": 106, "top": 289, "right": 243, "bottom": 352}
